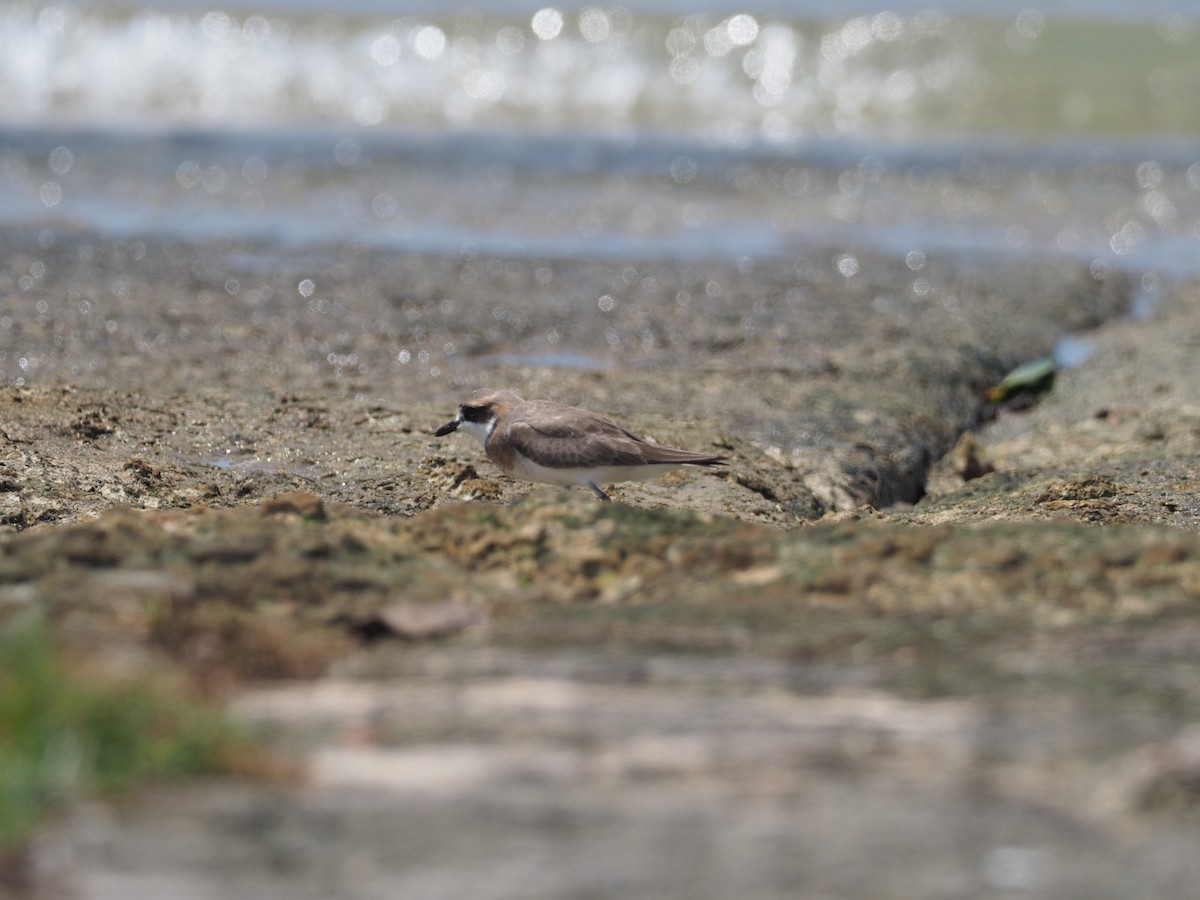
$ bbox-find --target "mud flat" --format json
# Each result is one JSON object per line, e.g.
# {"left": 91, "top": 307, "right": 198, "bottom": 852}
{"left": 3, "top": 229, "right": 1200, "bottom": 897}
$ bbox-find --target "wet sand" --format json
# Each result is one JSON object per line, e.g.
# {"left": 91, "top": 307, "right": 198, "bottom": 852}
{"left": 0, "top": 224, "right": 1130, "bottom": 518}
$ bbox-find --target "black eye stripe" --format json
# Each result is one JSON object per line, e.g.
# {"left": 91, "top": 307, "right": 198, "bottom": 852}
{"left": 461, "top": 405, "right": 490, "bottom": 423}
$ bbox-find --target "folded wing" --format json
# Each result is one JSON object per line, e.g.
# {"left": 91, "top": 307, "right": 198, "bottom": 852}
{"left": 501, "top": 403, "right": 726, "bottom": 470}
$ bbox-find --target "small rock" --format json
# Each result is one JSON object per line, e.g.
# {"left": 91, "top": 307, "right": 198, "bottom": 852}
{"left": 1137, "top": 421, "right": 1166, "bottom": 442}
{"left": 350, "top": 599, "right": 481, "bottom": 642}
{"left": 262, "top": 491, "right": 326, "bottom": 520}
{"left": 948, "top": 431, "right": 995, "bottom": 482}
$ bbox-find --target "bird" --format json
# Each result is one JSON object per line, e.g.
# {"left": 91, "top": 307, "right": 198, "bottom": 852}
{"left": 433, "top": 388, "right": 728, "bottom": 501}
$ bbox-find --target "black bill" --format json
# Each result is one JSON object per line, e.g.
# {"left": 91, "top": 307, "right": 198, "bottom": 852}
{"left": 434, "top": 419, "right": 460, "bottom": 437}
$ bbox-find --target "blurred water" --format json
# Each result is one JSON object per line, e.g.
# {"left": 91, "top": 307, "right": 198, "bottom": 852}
{"left": 2, "top": 0, "right": 1200, "bottom": 329}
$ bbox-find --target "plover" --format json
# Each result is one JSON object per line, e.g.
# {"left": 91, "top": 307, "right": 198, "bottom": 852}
{"left": 434, "top": 388, "right": 728, "bottom": 501}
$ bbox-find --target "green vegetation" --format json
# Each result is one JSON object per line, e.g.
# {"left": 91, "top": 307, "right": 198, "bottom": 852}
{"left": 987, "top": 356, "right": 1056, "bottom": 403}
{"left": 0, "top": 614, "right": 257, "bottom": 849}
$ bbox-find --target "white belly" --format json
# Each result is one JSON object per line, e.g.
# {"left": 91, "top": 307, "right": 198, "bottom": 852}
{"left": 510, "top": 456, "right": 681, "bottom": 488}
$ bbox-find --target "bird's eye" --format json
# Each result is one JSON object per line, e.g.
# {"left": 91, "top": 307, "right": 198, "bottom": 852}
{"left": 461, "top": 405, "right": 489, "bottom": 423}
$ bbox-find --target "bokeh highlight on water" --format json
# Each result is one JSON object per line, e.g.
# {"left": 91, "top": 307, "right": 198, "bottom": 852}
{"left": 1, "top": 0, "right": 1199, "bottom": 387}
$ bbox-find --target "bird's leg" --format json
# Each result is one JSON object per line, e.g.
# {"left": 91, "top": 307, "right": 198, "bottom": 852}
{"left": 586, "top": 482, "right": 612, "bottom": 502}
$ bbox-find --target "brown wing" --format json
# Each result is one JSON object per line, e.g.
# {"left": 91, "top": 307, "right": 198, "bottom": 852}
{"left": 499, "top": 402, "right": 727, "bottom": 470}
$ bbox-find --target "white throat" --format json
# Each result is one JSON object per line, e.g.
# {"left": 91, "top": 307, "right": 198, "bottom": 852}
{"left": 458, "top": 416, "right": 496, "bottom": 447}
